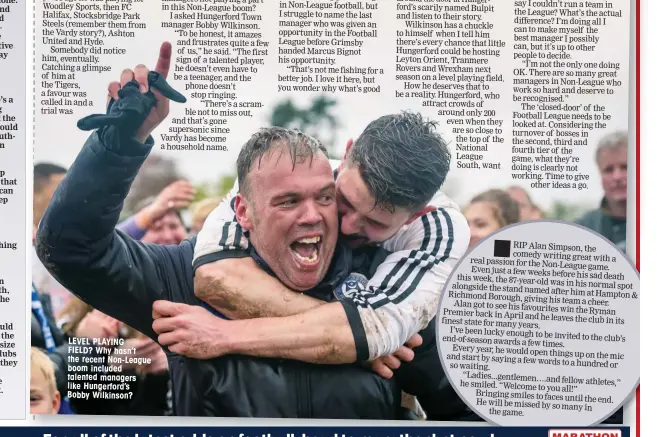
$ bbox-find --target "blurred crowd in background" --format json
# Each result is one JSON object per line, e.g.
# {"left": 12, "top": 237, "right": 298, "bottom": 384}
{"left": 30, "top": 120, "right": 628, "bottom": 415}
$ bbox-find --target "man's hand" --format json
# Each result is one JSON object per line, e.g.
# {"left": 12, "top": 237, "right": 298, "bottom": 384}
{"left": 148, "top": 180, "right": 196, "bottom": 218}
{"left": 368, "top": 333, "right": 422, "bottom": 379}
{"left": 152, "top": 300, "right": 229, "bottom": 359}
{"left": 106, "top": 41, "right": 172, "bottom": 143}
{"left": 135, "top": 338, "right": 169, "bottom": 374}
{"left": 141, "top": 346, "right": 169, "bottom": 374}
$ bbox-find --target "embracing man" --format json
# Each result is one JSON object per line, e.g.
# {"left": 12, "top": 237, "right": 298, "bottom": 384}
{"left": 151, "top": 82, "right": 475, "bottom": 419}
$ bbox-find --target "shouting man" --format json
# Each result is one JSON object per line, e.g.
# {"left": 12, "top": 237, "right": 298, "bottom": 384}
{"left": 154, "top": 114, "right": 475, "bottom": 419}
{"left": 36, "top": 43, "right": 408, "bottom": 418}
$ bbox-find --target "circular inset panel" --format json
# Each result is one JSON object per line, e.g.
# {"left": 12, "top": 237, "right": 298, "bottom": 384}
{"left": 436, "top": 220, "right": 639, "bottom": 426}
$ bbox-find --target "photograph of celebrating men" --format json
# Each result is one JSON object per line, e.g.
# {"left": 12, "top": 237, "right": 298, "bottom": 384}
{"left": 151, "top": 84, "right": 475, "bottom": 420}
{"left": 36, "top": 42, "right": 476, "bottom": 420}
{"left": 187, "top": 111, "right": 468, "bottom": 369}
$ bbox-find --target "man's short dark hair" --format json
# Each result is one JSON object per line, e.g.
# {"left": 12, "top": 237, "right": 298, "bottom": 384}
{"left": 237, "top": 127, "right": 328, "bottom": 199}
{"left": 34, "top": 163, "right": 67, "bottom": 193}
{"left": 346, "top": 112, "right": 451, "bottom": 212}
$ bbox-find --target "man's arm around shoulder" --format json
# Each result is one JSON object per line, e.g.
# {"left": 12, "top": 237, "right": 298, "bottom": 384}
{"left": 354, "top": 206, "right": 470, "bottom": 359}
{"left": 188, "top": 210, "right": 463, "bottom": 364}
{"left": 195, "top": 257, "right": 325, "bottom": 319}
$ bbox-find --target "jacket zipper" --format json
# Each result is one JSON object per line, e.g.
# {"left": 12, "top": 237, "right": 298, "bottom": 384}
{"left": 297, "top": 365, "right": 310, "bottom": 418}
{"left": 305, "top": 368, "right": 312, "bottom": 418}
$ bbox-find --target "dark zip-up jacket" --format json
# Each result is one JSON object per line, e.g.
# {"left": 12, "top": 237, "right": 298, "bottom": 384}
{"left": 35, "top": 126, "right": 399, "bottom": 418}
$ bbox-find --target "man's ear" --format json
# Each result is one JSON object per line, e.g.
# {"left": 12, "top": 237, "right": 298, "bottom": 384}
{"left": 234, "top": 194, "right": 253, "bottom": 231}
{"left": 340, "top": 138, "right": 353, "bottom": 170}
{"left": 344, "top": 138, "right": 353, "bottom": 155}
{"left": 52, "top": 390, "right": 61, "bottom": 414}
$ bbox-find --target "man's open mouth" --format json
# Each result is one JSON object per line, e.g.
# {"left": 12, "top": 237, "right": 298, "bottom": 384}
{"left": 290, "top": 236, "right": 322, "bottom": 265}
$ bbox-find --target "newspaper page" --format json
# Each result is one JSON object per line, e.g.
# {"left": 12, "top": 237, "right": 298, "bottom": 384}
{"left": 0, "top": 0, "right": 26, "bottom": 421}
{"left": 23, "top": 0, "right": 637, "bottom": 427}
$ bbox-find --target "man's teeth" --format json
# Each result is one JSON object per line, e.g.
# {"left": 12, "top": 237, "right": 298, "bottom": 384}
{"left": 297, "top": 236, "right": 321, "bottom": 244}
{"left": 292, "top": 236, "right": 320, "bottom": 263}
{"left": 292, "top": 248, "right": 318, "bottom": 263}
